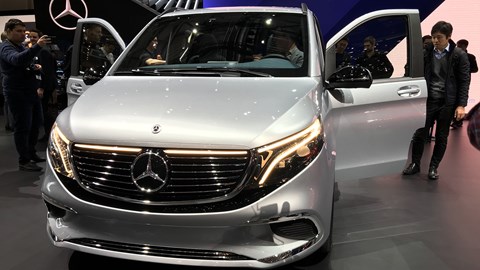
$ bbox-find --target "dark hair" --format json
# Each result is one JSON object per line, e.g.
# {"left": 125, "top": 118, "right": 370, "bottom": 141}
{"left": 422, "top": 35, "right": 432, "bottom": 42}
{"left": 364, "top": 36, "right": 376, "bottom": 46}
{"left": 29, "top": 28, "right": 43, "bottom": 37}
{"left": 339, "top": 36, "right": 349, "bottom": 43}
{"left": 85, "top": 23, "right": 102, "bottom": 31}
{"left": 457, "top": 39, "right": 469, "bottom": 47}
{"left": 431, "top": 21, "right": 453, "bottom": 37}
{"left": 4, "top": 18, "right": 25, "bottom": 32}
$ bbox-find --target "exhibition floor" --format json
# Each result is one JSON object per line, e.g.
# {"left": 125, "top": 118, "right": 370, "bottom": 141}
{"left": 1, "top": 114, "right": 479, "bottom": 270}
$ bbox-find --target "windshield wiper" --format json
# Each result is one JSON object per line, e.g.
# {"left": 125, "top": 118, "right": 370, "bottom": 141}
{"left": 129, "top": 68, "right": 223, "bottom": 76}
{"left": 126, "top": 67, "right": 272, "bottom": 77}
{"left": 196, "top": 67, "right": 272, "bottom": 77}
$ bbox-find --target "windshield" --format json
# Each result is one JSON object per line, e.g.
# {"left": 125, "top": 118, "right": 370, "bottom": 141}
{"left": 115, "top": 11, "right": 309, "bottom": 77}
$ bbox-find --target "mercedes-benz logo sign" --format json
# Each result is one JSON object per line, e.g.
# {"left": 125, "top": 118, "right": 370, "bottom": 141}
{"left": 131, "top": 151, "right": 169, "bottom": 193}
{"left": 152, "top": 124, "right": 162, "bottom": 134}
{"left": 49, "top": 0, "right": 88, "bottom": 30}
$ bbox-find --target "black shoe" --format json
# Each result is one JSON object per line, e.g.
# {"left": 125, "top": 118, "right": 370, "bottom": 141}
{"left": 428, "top": 166, "right": 439, "bottom": 180}
{"left": 31, "top": 154, "right": 46, "bottom": 163}
{"left": 403, "top": 162, "right": 420, "bottom": 175}
{"left": 19, "top": 161, "right": 42, "bottom": 172}
{"left": 451, "top": 120, "right": 463, "bottom": 129}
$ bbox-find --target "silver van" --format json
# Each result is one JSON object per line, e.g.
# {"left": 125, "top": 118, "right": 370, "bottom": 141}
{"left": 42, "top": 5, "right": 427, "bottom": 268}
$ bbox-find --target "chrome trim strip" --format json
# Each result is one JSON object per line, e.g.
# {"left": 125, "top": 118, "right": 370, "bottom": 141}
{"left": 64, "top": 238, "right": 252, "bottom": 260}
{"left": 42, "top": 194, "right": 78, "bottom": 214}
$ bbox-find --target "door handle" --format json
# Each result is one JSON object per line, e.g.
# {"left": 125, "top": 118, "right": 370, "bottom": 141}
{"left": 70, "top": 83, "right": 83, "bottom": 93}
{"left": 397, "top": 86, "right": 421, "bottom": 97}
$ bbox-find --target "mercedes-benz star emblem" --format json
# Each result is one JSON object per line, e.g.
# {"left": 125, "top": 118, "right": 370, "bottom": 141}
{"left": 49, "top": 0, "right": 88, "bottom": 30}
{"left": 131, "top": 151, "right": 169, "bottom": 193}
{"left": 152, "top": 124, "right": 162, "bottom": 134}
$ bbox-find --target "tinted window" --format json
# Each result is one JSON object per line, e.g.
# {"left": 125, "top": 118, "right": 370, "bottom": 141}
{"left": 79, "top": 23, "right": 122, "bottom": 73}
{"left": 334, "top": 16, "right": 409, "bottom": 79}
{"left": 115, "top": 12, "right": 309, "bottom": 77}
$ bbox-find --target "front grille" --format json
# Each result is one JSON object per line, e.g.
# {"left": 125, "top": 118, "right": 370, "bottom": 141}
{"left": 71, "top": 145, "right": 252, "bottom": 204}
{"left": 67, "top": 238, "right": 251, "bottom": 260}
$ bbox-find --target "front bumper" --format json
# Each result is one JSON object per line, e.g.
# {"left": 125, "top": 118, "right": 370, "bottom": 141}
{"left": 41, "top": 148, "right": 334, "bottom": 268}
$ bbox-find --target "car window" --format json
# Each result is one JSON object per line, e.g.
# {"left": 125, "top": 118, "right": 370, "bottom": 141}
{"left": 334, "top": 15, "right": 409, "bottom": 79}
{"left": 115, "top": 12, "right": 309, "bottom": 77}
{"left": 79, "top": 23, "right": 122, "bottom": 74}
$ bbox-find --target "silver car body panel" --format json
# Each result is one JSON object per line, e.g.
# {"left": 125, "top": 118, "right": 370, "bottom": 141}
{"left": 60, "top": 77, "right": 320, "bottom": 149}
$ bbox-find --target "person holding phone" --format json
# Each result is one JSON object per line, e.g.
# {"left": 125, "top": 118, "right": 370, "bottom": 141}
{"left": 0, "top": 19, "right": 50, "bottom": 171}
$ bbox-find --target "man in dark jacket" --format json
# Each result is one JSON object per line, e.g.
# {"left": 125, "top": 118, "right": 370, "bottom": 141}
{"left": 356, "top": 36, "right": 394, "bottom": 79}
{"left": 403, "top": 21, "right": 470, "bottom": 180}
{"left": 29, "top": 28, "right": 58, "bottom": 140}
{"left": 0, "top": 19, "right": 49, "bottom": 171}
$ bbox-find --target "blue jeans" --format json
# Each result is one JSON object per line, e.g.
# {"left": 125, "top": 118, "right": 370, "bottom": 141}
{"left": 4, "top": 90, "right": 44, "bottom": 164}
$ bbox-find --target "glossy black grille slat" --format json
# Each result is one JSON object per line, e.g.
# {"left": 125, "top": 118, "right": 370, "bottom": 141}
{"left": 171, "top": 176, "right": 238, "bottom": 181}
{"left": 168, "top": 182, "right": 237, "bottom": 188}
{"left": 72, "top": 145, "right": 251, "bottom": 204}
{"left": 171, "top": 169, "right": 245, "bottom": 174}
{"left": 75, "top": 161, "right": 131, "bottom": 171}
{"left": 67, "top": 238, "right": 251, "bottom": 260}
{"left": 174, "top": 163, "right": 246, "bottom": 167}
{"left": 78, "top": 172, "right": 134, "bottom": 185}
{"left": 77, "top": 167, "right": 131, "bottom": 178}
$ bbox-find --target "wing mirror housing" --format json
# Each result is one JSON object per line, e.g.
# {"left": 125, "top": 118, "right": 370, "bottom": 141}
{"left": 326, "top": 65, "right": 373, "bottom": 89}
{"left": 83, "top": 65, "right": 107, "bottom": 85}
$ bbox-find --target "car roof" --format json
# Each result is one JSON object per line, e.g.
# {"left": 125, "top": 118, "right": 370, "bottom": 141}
{"left": 161, "top": 6, "right": 304, "bottom": 18}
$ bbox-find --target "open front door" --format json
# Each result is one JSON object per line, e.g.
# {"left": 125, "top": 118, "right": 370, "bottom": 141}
{"left": 66, "top": 18, "right": 125, "bottom": 106}
{"left": 324, "top": 10, "right": 427, "bottom": 181}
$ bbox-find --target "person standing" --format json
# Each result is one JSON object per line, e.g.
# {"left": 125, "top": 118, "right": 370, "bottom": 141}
{"left": 356, "top": 36, "right": 394, "bottom": 79}
{"left": 335, "top": 37, "right": 351, "bottom": 69}
{"left": 29, "top": 28, "right": 58, "bottom": 140}
{"left": 403, "top": 21, "right": 470, "bottom": 180}
{"left": 451, "top": 39, "right": 478, "bottom": 128}
{"left": 0, "top": 19, "right": 49, "bottom": 171}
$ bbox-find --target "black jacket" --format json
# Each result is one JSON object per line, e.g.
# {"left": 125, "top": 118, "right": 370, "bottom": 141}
{"left": 424, "top": 40, "right": 470, "bottom": 107}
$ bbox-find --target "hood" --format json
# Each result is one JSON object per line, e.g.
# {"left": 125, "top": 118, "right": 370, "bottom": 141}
{"left": 58, "top": 76, "right": 320, "bottom": 149}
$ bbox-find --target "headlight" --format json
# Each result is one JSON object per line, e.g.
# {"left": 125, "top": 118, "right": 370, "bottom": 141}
{"left": 254, "top": 119, "right": 323, "bottom": 187}
{"left": 48, "top": 123, "right": 74, "bottom": 178}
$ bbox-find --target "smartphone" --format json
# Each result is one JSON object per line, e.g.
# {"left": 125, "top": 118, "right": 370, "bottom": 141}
{"left": 48, "top": 35, "right": 57, "bottom": 44}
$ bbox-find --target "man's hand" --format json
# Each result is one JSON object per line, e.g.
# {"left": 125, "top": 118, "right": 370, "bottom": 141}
{"left": 145, "top": 58, "right": 166, "bottom": 65}
{"left": 454, "top": 106, "right": 466, "bottom": 121}
{"left": 37, "top": 35, "right": 50, "bottom": 47}
{"left": 37, "top": 88, "right": 44, "bottom": 98}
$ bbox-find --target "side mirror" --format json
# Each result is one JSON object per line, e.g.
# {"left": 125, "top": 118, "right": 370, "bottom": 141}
{"left": 327, "top": 65, "right": 372, "bottom": 89}
{"left": 83, "top": 66, "right": 107, "bottom": 85}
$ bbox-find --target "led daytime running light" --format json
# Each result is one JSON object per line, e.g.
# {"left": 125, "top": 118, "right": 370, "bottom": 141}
{"left": 258, "top": 119, "right": 321, "bottom": 153}
{"left": 164, "top": 149, "right": 248, "bottom": 156}
{"left": 75, "top": 144, "right": 142, "bottom": 153}
{"left": 258, "top": 119, "right": 321, "bottom": 185}
{"left": 52, "top": 125, "right": 73, "bottom": 177}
